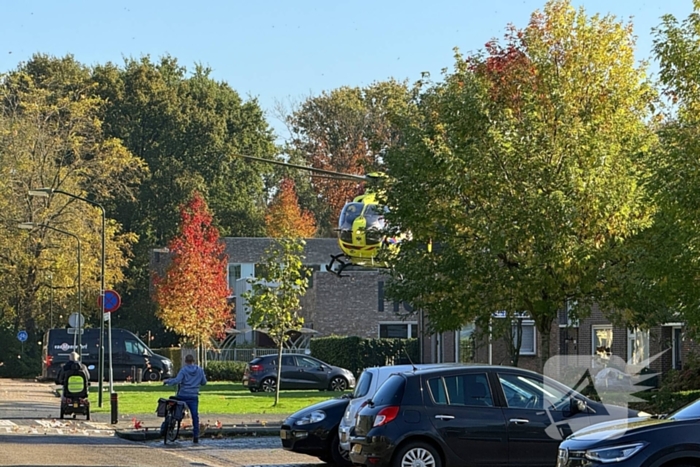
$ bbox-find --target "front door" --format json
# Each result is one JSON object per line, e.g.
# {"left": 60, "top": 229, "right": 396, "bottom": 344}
{"left": 497, "top": 372, "right": 588, "bottom": 466}
{"left": 426, "top": 371, "right": 509, "bottom": 465}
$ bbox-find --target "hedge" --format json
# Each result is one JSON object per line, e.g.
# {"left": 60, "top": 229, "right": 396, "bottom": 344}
{"left": 205, "top": 361, "right": 247, "bottom": 381}
{"left": 310, "top": 336, "right": 419, "bottom": 377}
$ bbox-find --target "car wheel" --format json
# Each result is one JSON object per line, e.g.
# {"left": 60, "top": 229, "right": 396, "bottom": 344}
{"left": 330, "top": 432, "right": 352, "bottom": 467}
{"left": 261, "top": 377, "right": 277, "bottom": 393}
{"left": 329, "top": 376, "right": 348, "bottom": 391}
{"left": 393, "top": 441, "right": 441, "bottom": 467}
{"left": 144, "top": 370, "right": 161, "bottom": 382}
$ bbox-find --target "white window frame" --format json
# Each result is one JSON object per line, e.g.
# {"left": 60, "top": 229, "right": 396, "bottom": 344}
{"left": 592, "top": 325, "right": 613, "bottom": 367}
{"left": 627, "top": 328, "right": 650, "bottom": 367}
{"left": 227, "top": 263, "right": 242, "bottom": 297}
{"left": 378, "top": 322, "right": 418, "bottom": 339}
{"left": 515, "top": 320, "right": 537, "bottom": 356}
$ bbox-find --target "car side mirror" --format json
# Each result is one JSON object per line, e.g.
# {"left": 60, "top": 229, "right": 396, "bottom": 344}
{"left": 570, "top": 398, "right": 588, "bottom": 415}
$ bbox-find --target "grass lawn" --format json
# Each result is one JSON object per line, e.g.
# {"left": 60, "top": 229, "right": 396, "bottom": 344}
{"left": 88, "top": 381, "right": 346, "bottom": 415}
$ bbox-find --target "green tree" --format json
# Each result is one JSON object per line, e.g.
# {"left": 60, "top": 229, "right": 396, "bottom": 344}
{"left": 242, "top": 237, "right": 309, "bottom": 405}
{"left": 153, "top": 192, "right": 232, "bottom": 357}
{"left": 91, "top": 56, "right": 276, "bottom": 339}
{"left": 385, "top": 1, "right": 657, "bottom": 368}
{"left": 602, "top": 1, "right": 700, "bottom": 332}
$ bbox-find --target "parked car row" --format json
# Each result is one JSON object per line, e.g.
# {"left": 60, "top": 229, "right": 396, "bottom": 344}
{"left": 276, "top": 361, "right": 700, "bottom": 467}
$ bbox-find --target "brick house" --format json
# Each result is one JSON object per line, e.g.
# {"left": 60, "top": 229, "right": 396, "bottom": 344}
{"left": 152, "top": 237, "right": 461, "bottom": 363}
{"left": 470, "top": 303, "right": 695, "bottom": 379}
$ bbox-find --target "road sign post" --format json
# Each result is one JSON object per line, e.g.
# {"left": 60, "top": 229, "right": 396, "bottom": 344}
{"left": 99, "top": 290, "right": 122, "bottom": 400}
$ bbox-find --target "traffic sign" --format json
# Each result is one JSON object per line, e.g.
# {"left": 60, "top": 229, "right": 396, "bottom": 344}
{"left": 68, "top": 312, "right": 85, "bottom": 328}
{"left": 99, "top": 289, "right": 122, "bottom": 313}
{"left": 16, "top": 330, "right": 27, "bottom": 342}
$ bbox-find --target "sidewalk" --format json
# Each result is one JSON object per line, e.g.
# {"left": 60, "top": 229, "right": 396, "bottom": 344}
{"left": 0, "top": 378, "right": 289, "bottom": 440}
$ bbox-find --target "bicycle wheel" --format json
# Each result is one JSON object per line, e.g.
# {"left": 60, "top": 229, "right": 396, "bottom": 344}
{"left": 165, "top": 414, "right": 180, "bottom": 444}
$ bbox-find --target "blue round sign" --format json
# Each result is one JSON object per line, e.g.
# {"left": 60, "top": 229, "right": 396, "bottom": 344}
{"left": 98, "top": 289, "right": 122, "bottom": 313}
{"left": 17, "top": 330, "right": 28, "bottom": 343}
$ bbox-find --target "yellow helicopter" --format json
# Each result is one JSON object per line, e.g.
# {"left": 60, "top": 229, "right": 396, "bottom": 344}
{"left": 235, "top": 154, "right": 403, "bottom": 275}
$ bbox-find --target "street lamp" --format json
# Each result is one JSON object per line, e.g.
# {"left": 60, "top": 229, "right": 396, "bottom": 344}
{"left": 18, "top": 222, "right": 82, "bottom": 356}
{"left": 28, "top": 188, "right": 110, "bottom": 406}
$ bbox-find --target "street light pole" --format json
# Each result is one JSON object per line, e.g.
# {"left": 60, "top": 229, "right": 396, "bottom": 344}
{"left": 18, "top": 222, "right": 82, "bottom": 356}
{"left": 28, "top": 188, "right": 109, "bottom": 406}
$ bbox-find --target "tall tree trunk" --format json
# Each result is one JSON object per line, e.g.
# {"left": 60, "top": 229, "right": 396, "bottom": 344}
{"left": 538, "top": 316, "right": 554, "bottom": 372}
{"left": 275, "top": 340, "right": 284, "bottom": 406}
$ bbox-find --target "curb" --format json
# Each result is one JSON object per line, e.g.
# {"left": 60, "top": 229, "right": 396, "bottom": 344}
{"left": 115, "top": 425, "right": 280, "bottom": 442}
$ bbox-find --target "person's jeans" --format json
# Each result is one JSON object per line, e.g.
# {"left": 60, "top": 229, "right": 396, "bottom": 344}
{"left": 178, "top": 396, "right": 200, "bottom": 439}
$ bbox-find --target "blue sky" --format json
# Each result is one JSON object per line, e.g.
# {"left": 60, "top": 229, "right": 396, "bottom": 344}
{"left": 0, "top": 1, "right": 693, "bottom": 138}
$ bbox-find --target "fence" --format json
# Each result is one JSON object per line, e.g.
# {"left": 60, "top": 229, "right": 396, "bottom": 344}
{"left": 206, "top": 347, "right": 304, "bottom": 362}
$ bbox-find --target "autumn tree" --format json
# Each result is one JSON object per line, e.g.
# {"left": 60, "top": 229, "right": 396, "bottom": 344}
{"left": 284, "top": 81, "right": 412, "bottom": 235}
{"left": 0, "top": 54, "right": 144, "bottom": 345}
{"left": 385, "top": 0, "right": 658, "bottom": 368}
{"left": 154, "top": 192, "right": 231, "bottom": 358}
{"left": 265, "top": 178, "right": 316, "bottom": 238}
{"left": 242, "top": 237, "right": 309, "bottom": 405}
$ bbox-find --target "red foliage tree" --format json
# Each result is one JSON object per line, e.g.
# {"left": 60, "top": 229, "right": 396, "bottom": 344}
{"left": 265, "top": 178, "right": 317, "bottom": 238}
{"left": 154, "top": 191, "right": 232, "bottom": 347}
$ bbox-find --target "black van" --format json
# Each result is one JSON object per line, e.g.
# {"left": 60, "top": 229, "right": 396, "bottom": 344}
{"left": 42, "top": 328, "right": 174, "bottom": 382}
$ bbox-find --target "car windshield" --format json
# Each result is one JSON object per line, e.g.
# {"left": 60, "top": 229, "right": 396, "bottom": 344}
{"left": 370, "top": 374, "right": 405, "bottom": 406}
{"left": 669, "top": 398, "right": 700, "bottom": 420}
{"left": 354, "top": 370, "right": 373, "bottom": 398}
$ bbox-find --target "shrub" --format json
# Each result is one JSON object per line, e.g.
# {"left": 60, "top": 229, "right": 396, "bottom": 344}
{"left": 310, "top": 336, "right": 419, "bottom": 377}
{"left": 205, "top": 361, "right": 246, "bottom": 381}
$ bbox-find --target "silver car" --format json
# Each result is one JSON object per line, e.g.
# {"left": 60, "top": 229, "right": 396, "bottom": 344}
{"left": 338, "top": 363, "right": 450, "bottom": 452}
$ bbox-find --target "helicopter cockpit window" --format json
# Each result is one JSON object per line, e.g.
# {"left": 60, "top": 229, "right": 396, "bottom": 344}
{"left": 363, "top": 204, "right": 386, "bottom": 230}
{"left": 339, "top": 203, "right": 364, "bottom": 230}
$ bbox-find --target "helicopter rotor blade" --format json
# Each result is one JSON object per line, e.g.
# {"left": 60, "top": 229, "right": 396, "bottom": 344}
{"left": 233, "top": 154, "right": 367, "bottom": 182}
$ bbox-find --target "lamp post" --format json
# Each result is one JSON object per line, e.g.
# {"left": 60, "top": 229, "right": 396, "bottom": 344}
{"left": 28, "top": 188, "right": 109, "bottom": 406}
{"left": 18, "top": 222, "right": 82, "bottom": 355}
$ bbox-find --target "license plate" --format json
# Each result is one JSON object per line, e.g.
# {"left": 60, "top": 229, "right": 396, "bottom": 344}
{"left": 352, "top": 444, "right": 362, "bottom": 454}
{"left": 243, "top": 380, "right": 248, "bottom": 386}
{"left": 73, "top": 403, "right": 78, "bottom": 408}
{"left": 280, "top": 429, "right": 289, "bottom": 439}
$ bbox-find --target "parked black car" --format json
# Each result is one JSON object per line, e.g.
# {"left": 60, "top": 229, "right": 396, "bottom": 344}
{"left": 280, "top": 395, "right": 352, "bottom": 466}
{"left": 349, "top": 365, "right": 644, "bottom": 467}
{"left": 557, "top": 397, "right": 700, "bottom": 466}
{"left": 242, "top": 353, "right": 356, "bottom": 392}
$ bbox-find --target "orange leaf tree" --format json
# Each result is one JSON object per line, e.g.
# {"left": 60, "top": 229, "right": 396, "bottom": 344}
{"left": 154, "top": 192, "right": 231, "bottom": 349}
{"left": 265, "top": 178, "right": 317, "bottom": 238}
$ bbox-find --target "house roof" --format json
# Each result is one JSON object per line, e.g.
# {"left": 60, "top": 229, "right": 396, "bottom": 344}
{"left": 223, "top": 237, "right": 338, "bottom": 264}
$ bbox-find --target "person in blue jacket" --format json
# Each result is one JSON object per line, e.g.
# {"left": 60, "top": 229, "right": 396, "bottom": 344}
{"left": 164, "top": 354, "right": 207, "bottom": 443}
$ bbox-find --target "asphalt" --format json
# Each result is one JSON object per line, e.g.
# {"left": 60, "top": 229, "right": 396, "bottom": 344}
{"left": 0, "top": 379, "right": 288, "bottom": 441}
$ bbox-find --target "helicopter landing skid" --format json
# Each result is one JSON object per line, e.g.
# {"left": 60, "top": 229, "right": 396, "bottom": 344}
{"left": 327, "top": 254, "right": 385, "bottom": 277}
{"left": 327, "top": 254, "right": 351, "bottom": 277}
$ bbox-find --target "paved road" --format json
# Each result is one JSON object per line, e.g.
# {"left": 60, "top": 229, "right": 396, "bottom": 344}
{"left": 0, "top": 435, "right": 326, "bottom": 467}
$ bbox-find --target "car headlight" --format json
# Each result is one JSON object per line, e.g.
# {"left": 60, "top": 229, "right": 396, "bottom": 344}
{"left": 294, "top": 410, "right": 326, "bottom": 426}
{"left": 584, "top": 443, "right": 647, "bottom": 463}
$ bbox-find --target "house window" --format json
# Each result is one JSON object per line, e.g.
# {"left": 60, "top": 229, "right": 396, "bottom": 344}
{"left": 227, "top": 264, "right": 241, "bottom": 293}
{"left": 514, "top": 320, "right": 536, "bottom": 355}
{"left": 627, "top": 328, "right": 649, "bottom": 367}
{"left": 593, "top": 325, "right": 613, "bottom": 367}
{"left": 379, "top": 322, "right": 418, "bottom": 339}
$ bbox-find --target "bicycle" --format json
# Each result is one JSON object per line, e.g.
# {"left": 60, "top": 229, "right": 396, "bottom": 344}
{"left": 156, "top": 396, "right": 187, "bottom": 444}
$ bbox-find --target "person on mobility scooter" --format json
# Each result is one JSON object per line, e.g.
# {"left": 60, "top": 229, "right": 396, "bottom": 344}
{"left": 55, "top": 351, "right": 91, "bottom": 420}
